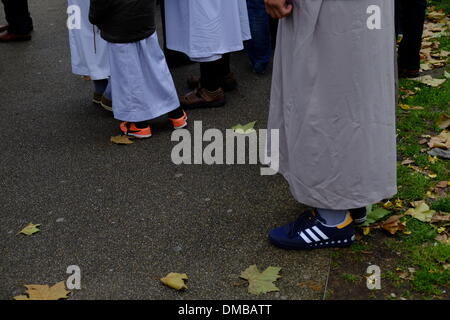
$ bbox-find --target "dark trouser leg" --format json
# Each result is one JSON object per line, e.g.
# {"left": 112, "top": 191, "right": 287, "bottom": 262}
{"left": 200, "top": 59, "right": 222, "bottom": 92}
{"left": 1, "top": 0, "right": 33, "bottom": 34}
{"left": 218, "top": 53, "right": 231, "bottom": 78}
{"left": 244, "top": 0, "right": 272, "bottom": 73}
{"left": 397, "top": 0, "right": 427, "bottom": 71}
{"left": 269, "top": 17, "right": 279, "bottom": 50}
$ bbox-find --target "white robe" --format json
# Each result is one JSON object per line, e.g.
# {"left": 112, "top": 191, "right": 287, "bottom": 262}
{"left": 67, "top": 0, "right": 110, "bottom": 80}
{"left": 164, "top": 0, "right": 251, "bottom": 61}
{"left": 268, "top": 0, "right": 397, "bottom": 210}
{"left": 108, "top": 33, "right": 180, "bottom": 122}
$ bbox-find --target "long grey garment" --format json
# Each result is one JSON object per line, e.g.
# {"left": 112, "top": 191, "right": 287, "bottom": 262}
{"left": 268, "top": 0, "right": 397, "bottom": 210}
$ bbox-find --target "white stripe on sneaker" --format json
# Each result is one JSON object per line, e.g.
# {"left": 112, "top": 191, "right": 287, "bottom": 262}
{"left": 312, "top": 226, "right": 329, "bottom": 240}
{"left": 298, "top": 232, "right": 312, "bottom": 243}
{"left": 305, "top": 229, "right": 320, "bottom": 242}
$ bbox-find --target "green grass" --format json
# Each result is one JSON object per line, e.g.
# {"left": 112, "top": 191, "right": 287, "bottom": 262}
{"left": 402, "top": 217, "right": 438, "bottom": 246}
{"left": 329, "top": 5, "right": 449, "bottom": 299}
{"left": 431, "top": 197, "right": 450, "bottom": 212}
{"left": 429, "top": 0, "right": 450, "bottom": 13}
{"left": 341, "top": 273, "right": 361, "bottom": 283}
{"left": 409, "top": 244, "right": 450, "bottom": 295}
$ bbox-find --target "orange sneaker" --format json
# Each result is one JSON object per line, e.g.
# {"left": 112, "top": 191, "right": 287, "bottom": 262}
{"left": 169, "top": 111, "right": 188, "bottom": 129}
{"left": 120, "top": 122, "right": 152, "bottom": 139}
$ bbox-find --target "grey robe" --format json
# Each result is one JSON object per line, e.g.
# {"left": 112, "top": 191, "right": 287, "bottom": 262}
{"left": 268, "top": 0, "right": 397, "bottom": 210}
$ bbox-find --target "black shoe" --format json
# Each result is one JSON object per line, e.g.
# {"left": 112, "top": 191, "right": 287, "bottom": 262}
{"left": 349, "top": 207, "right": 367, "bottom": 225}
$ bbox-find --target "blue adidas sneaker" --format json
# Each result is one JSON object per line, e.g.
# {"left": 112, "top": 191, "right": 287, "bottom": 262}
{"left": 269, "top": 210, "right": 355, "bottom": 250}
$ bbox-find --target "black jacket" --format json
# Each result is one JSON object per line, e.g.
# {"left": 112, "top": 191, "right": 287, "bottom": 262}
{"left": 89, "top": 0, "right": 156, "bottom": 43}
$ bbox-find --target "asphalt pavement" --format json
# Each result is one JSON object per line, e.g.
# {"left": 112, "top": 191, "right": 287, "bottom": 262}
{"left": 0, "top": 0, "right": 331, "bottom": 300}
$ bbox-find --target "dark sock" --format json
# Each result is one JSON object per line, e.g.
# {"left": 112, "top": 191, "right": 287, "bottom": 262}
{"left": 218, "top": 53, "right": 231, "bottom": 78}
{"left": 200, "top": 60, "right": 221, "bottom": 91}
{"left": 135, "top": 121, "right": 149, "bottom": 129}
{"left": 168, "top": 107, "right": 184, "bottom": 119}
{"left": 93, "top": 79, "right": 108, "bottom": 94}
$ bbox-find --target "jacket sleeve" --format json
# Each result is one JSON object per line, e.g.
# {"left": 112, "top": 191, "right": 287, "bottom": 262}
{"left": 89, "top": 0, "right": 111, "bottom": 26}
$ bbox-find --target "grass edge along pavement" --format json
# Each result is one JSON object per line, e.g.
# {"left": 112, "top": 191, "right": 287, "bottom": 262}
{"left": 326, "top": 1, "right": 450, "bottom": 300}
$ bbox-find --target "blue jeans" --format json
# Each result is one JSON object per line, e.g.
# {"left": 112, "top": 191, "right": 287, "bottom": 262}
{"left": 244, "top": 0, "right": 272, "bottom": 74}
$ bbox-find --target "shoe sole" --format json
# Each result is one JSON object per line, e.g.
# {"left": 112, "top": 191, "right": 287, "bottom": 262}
{"left": 353, "top": 218, "right": 367, "bottom": 225}
{"left": 182, "top": 99, "right": 226, "bottom": 109}
{"left": 188, "top": 83, "right": 237, "bottom": 92}
{"left": 125, "top": 133, "right": 152, "bottom": 139}
{"left": 269, "top": 236, "right": 354, "bottom": 251}
{"left": 172, "top": 116, "right": 188, "bottom": 130}
{"left": 100, "top": 102, "right": 113, "bottom": 112}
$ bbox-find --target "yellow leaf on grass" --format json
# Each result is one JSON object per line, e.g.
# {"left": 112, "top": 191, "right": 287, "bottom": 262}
{"left": 14, "top": 281, "right": 70, "bottom": 300}
{"left": 18, "top": 223, "right": 41, "bottom": 236}
{"left": 395, "top": 199, "right": 404, "bottom": 208}
{"left": 362, "top": 227, "right": 371, "bottom": 235}
{"left": 398, "top": 104, "right": 424, "bottom": 111}
{"left": 405, "top": 201, "right": 436, "bottom": 222}
{"left": 428, "top": 155, "right": 438, "bottom": 164}
{"left": 383, "top": 201, "right": 393, "bottom": 209}
{"left": 111, "top": 135, "right": 134, "bottom": 145}
{"left": 160, "top": 273, "right": 188, "bottom": 290}
{"left": 240, "top": 265, "right": 281, "bottom": 295}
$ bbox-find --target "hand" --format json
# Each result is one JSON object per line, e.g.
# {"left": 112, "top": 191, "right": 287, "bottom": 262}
{"left": 264, "top": 0, "right": 293, "bottom": 19}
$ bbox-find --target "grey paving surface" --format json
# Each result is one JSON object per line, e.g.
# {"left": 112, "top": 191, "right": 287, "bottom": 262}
{"left": 0, "top": 0, "right": 331, "bottom": 300}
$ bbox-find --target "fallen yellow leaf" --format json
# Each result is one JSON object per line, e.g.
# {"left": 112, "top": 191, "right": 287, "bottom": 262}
{"left": 161, "top": 273, "right": 188, "bottom": 290}
{"left": 111, "top": 135, "right": 134, "bottom": 145}
{"left": 18, "top": 223, "right": 41, "bottom": 236}
{"left": 14, "top": 281, "right": 70, "bottom": 300}
{"left": 240, "top": 265, "right": 281, "bottom": 295}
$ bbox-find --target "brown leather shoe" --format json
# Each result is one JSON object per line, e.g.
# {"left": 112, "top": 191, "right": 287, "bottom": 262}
{"left": 0, "top": 31, "right": 31, "bottom": 42}
{"left": 187, "top": 73, "right": 238, "bottom": 92}
{"left": 180, "top": 88, "right": 226, "bottom": 109}
{"left": 398, "top": 68, "right": 420, "bottom": 79}
{"left": 0, "top": 25, "right": 8, "bottom": 33}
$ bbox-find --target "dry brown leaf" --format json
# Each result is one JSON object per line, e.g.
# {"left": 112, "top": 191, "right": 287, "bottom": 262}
{"left": 380, "top": 215, "right": 405, "bottom": 235}
{"left": 431, "top": 212, "right": 450, "bottom": 224}
{"left": 297, "top": 280, "right": 323, "bottom": 292}
{"left": 436, "top": 114, "right": 450, "bottom": 129}
{"left": 428, "top": 130, "right": 450, "bottom": 149}
{"left": 401, "top": 159, "right": 415, "bottom": 165}
{"left": 435, "top": 233, "right": 450, "bottom": 244}
{"left": 436, "top": 181, "right": 449, "bottom": 189}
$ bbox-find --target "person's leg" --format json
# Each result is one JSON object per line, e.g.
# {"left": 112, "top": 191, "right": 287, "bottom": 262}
{"left": 180, "top": 57, "right": 226, "bottom": 109}
{"left": 200, "top": 60, "right": 222, "bottom": 91}
{"left": 398, "top": 0, "right": 427, "bottom": 75}
{"left": 316, "top": 209, "right": 348, "bottom": 226}
{"left": 93, "top": 79, "right": 108, "bottom": 95}
{"left": 244, "top": 0, "right": 272, "bottom": 74}
{"left": 1, "top": 0, "right": 33, "bottom": 34}
{"left": 92, "top": 79, "right": 108, "bottom": 105}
